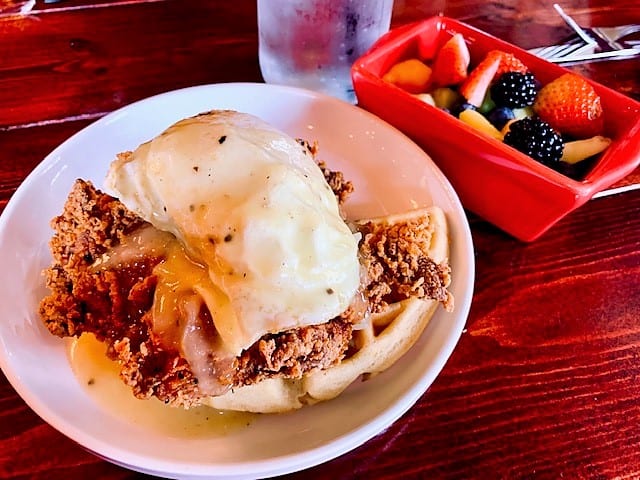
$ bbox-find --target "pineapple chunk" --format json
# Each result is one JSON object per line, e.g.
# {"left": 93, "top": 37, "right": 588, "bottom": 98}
{"left": 431, "top": 87, "right": 462, "bottom": 110}
{"left": 459, "top": 109, "right": 503, "bottom": 141}
{"left": 413, "top": 93, "right": 436, "bottom": 106}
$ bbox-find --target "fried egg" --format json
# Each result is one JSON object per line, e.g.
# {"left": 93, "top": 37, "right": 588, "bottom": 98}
{"left": 105, "top": 110, "right": 360, "bottom": 356}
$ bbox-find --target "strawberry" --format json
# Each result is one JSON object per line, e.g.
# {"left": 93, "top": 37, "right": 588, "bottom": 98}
{"left": 431, "top": 33, "right": 470, "bottom": 87}
{"left": 533, "top": 73, "right": 603, "bottom": 138}
{"left": 485, "top": 50, "right": 528, "bottom": 78}
{"left": 459, "top": 54, "right": 500, "bottom": 107}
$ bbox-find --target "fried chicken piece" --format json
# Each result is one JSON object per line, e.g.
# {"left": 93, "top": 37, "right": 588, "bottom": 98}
{"left": 300, "top": 137, "right": 452, "bottom": 311}
{"left": 39, "top": 152, "right": 451, "bottom": 409}
{"left": 298, "top": 139, "right": 354, "bottom": 205}
{"left": 358, "top": 216, "right": 453, "bottom": 313}
{"left": 39, "top": 180, "right": 354, "bottom": 408}
{"left": 39, "top": 180, "right": 203, "bottom": 406}
{"left": 235, "top": 319, "right": 353, "bottom": 385}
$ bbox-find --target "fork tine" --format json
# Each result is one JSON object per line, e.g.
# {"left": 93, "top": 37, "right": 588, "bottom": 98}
{"left": 532, "top": 45, "right": 563, "bottom": 59}
{"left": 545, "top": 43, "right": 598, "bottom": 62}
{"left": 536, "top": 43, "right": 578, "bottom": 60}
{"left": 529, "top": 45, "right": 558, "bottom": 59}
{"left": 549, "top": 42, "right": 586, "bottom": 58}
{"left": 539, "top": 41, "right": 588, "bottom": 60}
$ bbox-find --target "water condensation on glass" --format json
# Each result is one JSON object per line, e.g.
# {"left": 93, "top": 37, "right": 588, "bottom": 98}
{"left": 258, "top": 0, "right": 393, "bottom": 103}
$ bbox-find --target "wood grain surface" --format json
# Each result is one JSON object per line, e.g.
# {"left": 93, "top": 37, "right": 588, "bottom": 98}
{"left": 1, "top": 0, "right": 639, "bottom": 478}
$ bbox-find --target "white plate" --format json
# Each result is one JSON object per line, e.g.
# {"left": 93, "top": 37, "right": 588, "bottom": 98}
{"left": 0, "top": 83, "right": 474, "bottom": 479}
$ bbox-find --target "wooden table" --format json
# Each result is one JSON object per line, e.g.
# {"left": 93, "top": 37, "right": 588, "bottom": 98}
{"left": 1, "top": 0, "right": 639, "bottom": 478}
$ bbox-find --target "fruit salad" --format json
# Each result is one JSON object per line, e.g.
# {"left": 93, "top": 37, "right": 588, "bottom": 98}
{"left": 381, "top": 33, "right": 612, "bottom": 179}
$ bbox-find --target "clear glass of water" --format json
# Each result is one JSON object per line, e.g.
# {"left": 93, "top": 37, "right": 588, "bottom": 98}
{"left": 257, "top": 0, "right": 394, "bottom": 103}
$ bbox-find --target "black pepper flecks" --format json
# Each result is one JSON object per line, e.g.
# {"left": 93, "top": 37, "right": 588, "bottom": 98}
{"left": 189, "top": 204, "right": 195, "bottom": 212}
{"left": 193, "top": 166, "right": 199, "bottom": 172}
{"left": 326, "top": 288, "right": 334, "bottom": 295}
{"left": 224, "top": 234, "right": 233, "bottom": 242}
{"left": 218, "top": 135, "right": 227, "bottom": 144}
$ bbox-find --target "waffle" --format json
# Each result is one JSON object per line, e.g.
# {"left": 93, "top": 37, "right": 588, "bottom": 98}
{"left": 205, "top": 206, "right": 451, "bottom": 412}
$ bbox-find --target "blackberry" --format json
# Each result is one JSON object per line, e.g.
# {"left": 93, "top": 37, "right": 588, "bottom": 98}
{"left": 490, "top": 72, "right": 538, "bottom": 108}
{"left": 504, "top": 117, "right": 564, "bottom": 166}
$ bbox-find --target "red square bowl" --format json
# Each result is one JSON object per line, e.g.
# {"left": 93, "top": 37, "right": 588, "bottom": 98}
{"left": 351, "top": 16, "right": 640, "bottom": 241}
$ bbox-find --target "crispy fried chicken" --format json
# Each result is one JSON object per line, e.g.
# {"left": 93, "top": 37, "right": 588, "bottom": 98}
{"left": 39, "top": 157, "right": 451, "bottom": 408}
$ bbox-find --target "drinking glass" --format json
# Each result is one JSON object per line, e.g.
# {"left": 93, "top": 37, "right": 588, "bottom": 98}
{"left": 257, "top": 0, "right": 394, "bottom": 103}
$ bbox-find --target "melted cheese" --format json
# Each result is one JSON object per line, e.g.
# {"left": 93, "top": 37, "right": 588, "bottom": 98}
{"left": 151, "top": 237, "right": 235, "bottom": 395}
{"left": 94, "top": 226, "right": 235, "bottom": 395}
{"left": 105, "top": 110, "right": 360, "bottom": 356}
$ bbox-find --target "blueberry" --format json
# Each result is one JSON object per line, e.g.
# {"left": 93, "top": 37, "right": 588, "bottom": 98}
{"left": 452, "top": 102, "right": 477, "bottom": 117}
{"left": 486, "top": 106, "right": 515, "bottom": 130}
